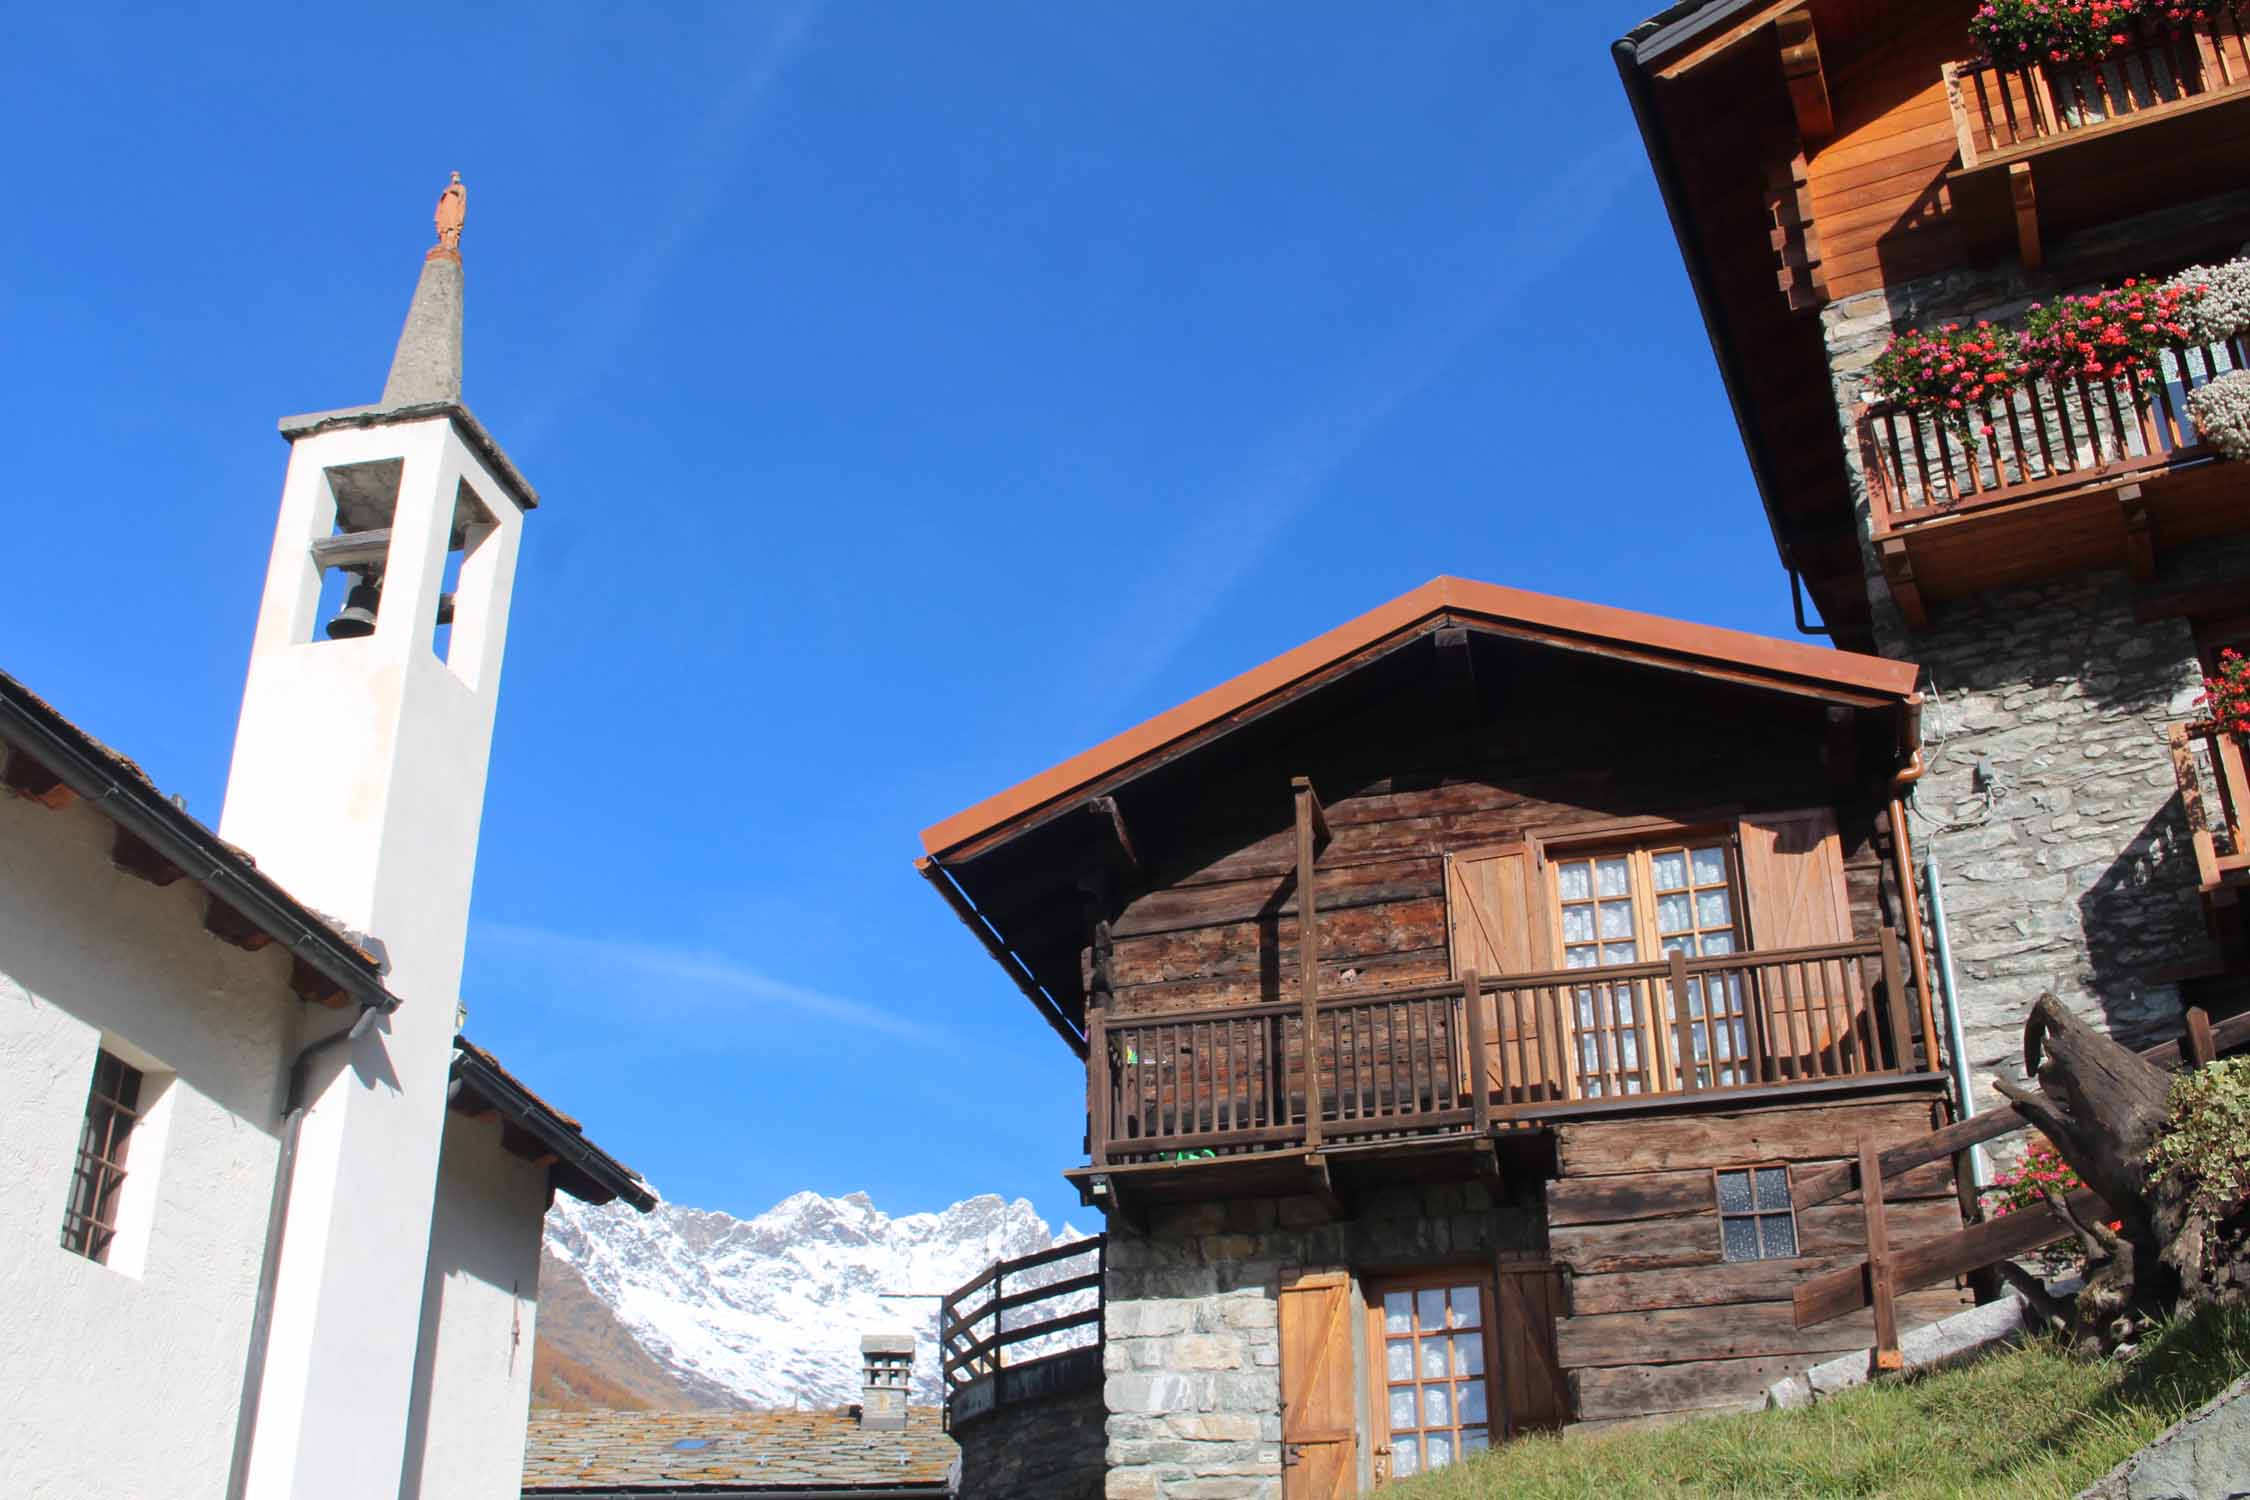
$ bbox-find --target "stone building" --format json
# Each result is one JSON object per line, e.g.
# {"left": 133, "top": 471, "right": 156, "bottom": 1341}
{"left": 1614, "top": 0, "right": 2250, "bottom": 1091}
{"left": 0, "top": 178, "right": 653, "bottom": 1498}
{"left": 921, "top": 579, "right": 1979, "bottom": 1494}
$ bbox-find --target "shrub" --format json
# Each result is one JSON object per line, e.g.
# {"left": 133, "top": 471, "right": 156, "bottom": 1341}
{"left": 2163, "top": 257, "right": 2250, "bottom": 344}
{"left": 2194, "top": 645, "right": 2250, "bottom": 741}
{"left": 1866, "top": 322, "right": 2025, "bottom": 443}
{"left": 2147, "top": 1056, "right": 2250, "bottom": 1234}
{"left": 2187, "top": 369, "right": 2250, "bottom": 462}
{"left": 2021, "top": 279, "right": 2200, "bottom": 388}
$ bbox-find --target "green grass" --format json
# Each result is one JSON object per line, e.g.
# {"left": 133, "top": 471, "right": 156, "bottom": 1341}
{"left": 1393, "top": 1302, "right": 2250, "bottom": 1499}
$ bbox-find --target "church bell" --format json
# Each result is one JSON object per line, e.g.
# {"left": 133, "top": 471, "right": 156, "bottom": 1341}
{"left": 325, "top": 572, "right": 382, "bottom": 639}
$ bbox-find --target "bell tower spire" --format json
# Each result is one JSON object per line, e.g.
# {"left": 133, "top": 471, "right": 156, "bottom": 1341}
{"left": 223, "top": 174, "right": 539, "bottom": 1500}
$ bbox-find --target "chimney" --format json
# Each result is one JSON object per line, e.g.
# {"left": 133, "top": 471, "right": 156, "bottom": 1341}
{"left": 859, "top": 1332, "right": 914, "bottom": 1430}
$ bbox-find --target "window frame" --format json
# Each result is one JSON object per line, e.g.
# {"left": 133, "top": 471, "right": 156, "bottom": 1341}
{"left": 1362, "top": 1267, "right": 1502, "bottom": 1485}
{"left": 59, "top": 1048, "right": 147, "bottom": 1266}
{"left": 1712, "top": 1162, "right": 1802, "bottom": 1263}
{"left": 1536, "top": 825, "right": 1751, "bottom": 1096}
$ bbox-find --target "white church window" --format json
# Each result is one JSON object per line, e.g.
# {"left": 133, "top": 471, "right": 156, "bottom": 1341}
{"left": 59, "top": 1049, "right": 146, "bottom": 1265}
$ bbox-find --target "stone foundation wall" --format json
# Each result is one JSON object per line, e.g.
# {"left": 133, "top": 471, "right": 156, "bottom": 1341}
{"left": 1817, "top": 194, "right": 2250, "bottom": 1092}
{"left": 1101, "top": 1180, "right": 1543, "bottom": 1500}
{"left": 953, "top": 1379, "right": 1107, "bottom": 1500}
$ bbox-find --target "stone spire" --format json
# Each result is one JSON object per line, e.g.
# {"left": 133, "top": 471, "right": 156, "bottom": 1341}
{"left": 379, "top": 172, "right": 466, "bottom": 407}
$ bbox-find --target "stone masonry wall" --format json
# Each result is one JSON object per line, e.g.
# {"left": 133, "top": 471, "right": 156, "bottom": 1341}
{"left": 954, "top": 1380, "right": 1107, "bottom": 1500}
{"left": 1818, "top": 193, "right": 2250, "bottom": 1095}
{"left": 1101, "top": 1180, "right": 1543, "bottom": 1500}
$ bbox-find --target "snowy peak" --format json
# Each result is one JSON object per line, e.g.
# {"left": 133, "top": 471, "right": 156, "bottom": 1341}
{"left": 541, "top": 1189, "right": 1075, "bottom": 1409}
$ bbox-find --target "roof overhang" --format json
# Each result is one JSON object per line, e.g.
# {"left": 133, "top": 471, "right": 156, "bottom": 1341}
{"left": 450, "top": 1038, "right": 656, "bottom": 1211}
{"left": 279, "top": 399, "right": 540, "bottom": 512}
{"left": 919, "top": 576, "right": 1919, "bottom": 864}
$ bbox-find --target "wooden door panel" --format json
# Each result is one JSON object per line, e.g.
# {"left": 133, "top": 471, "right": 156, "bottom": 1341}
{"left": 1495, "top": 1263, "right": 1569, "bottom": 1436}
{"left": 1280, "top": 1271, "right": 1357, "bottom": 1500}
{"left": 1738, "top": 808, "right": 1856, "bottom": 1074}
{"left": 1446, "top": 846, "right": 1553, "bottom": 1100}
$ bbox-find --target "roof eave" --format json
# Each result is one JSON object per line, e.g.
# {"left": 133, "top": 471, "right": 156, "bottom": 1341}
{"left": 451, "top": 1039, "right": 656, "bottom": 1211}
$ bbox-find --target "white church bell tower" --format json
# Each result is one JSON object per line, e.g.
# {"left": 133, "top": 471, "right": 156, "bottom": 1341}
{"left": 220, "top": 174, "right": 541, "bottom": 1500}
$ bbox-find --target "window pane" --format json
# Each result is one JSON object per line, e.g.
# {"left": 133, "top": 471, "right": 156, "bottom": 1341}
{"left": 1426, "top": 1432, "right": 1454, "bottom": 1470}
{"left": 1761, "top": 1213, "right": 1799, "bottom": 1259}
{"left": 1618, "top": 1032, "right": 1641, "bottom": 1068}
{"left": 1393, "top": 1437, "right": 1421, "bottom": 1477}
{"left": 1691, "top": 846, "right": 1727, "bottom": 885}
{"left": 1461, "top": 1427, "right": 1489, "bottom": 1455}
{"left": 1387, "top": 1340, "right": 1413, "bottom": 1381}
{"left": 1656, "top": 893, "right": 1692, "bottom": 933}
{"left": 1754, "top": 1167, "right": 1791, "bottom": 1210}
{"left": 1390, "top": 1386, "right": 1417, "bottom": 1429}
{"left": 1458, "top": 1381, "right": 1487, "bottom": 1425}
{"left": 1450, "top": 1286, "right": 1480, "bottom": 1329}
{"left": 1420, "top": 1338, "right": 1448, "bottom": 1379}
{"left": 1700, "top": 931, "right": 1734, "bottom": 955}
{"left": 1697, "top": 890, "right": 1733, "bottom": 927}
{"left": 1721, "top": 1216, "right": 1760, "bottom": 1261}
{"left": 1598, "top": 900, "right": 1635, "bottom": 939}
{"left": 1650, "top": 849, "right": 1688, "bottom": 891}
{"left": 1453, "top": 1334, "right": 1484, "bottom": 1376}
{"left": 1578, "top": 1035, "right": 1601, "bottom": 1073}
{"left": 1423, "top": 1385, "right": 1452, "bottom": 1426}
{"left": 1561, "top": 906, "right": 1595, "bottom": 943}
{"left": 1417, "top": 1289, "right": 1444, "bottom": 1329}
{"left": 1716, "top": 1170, "right": 1752, "bottom": 1213}
{"left": 1613, "top": 989, "right": 1637, "bottom": 1023}
{"left": 1566, "top": 946, "right": 1599, "bottom": 970}
{"left": 1684, "top": 976, "right": 1707, "bottom": 1017}
{"left": 1596, "top": 857, "right": 1630, "bottom": 897}
{"left": 1662, "top": 934, "right": 1691, "bottom": 956}
{"left": 1556, "top": 862, "right": 1591, "bottom": 901}
{"left": 1384, "top": 1292, "right": 1413, "bottom": 1334}
{"left": 1602, "top": 942, "right": 1638, "bottom": 964}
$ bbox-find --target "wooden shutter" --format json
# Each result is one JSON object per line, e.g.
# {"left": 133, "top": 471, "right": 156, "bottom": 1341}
{"left": 1737, "top": 808, "right": 1855, "bottom": 1071}
{"left": 1494, "top": 1263, "right": 1569, "bottom": 1436}
{"left": 1446, "top": 847, "right": 1553, "bottom": 1100}
{"left": 1279, "top": 1271, "right": 1357, "bottom": 1500}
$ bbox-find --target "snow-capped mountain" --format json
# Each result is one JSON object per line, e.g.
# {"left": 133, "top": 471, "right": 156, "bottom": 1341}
{"left": 541, "top": 1189, "right": 1080, "bottom": 1409}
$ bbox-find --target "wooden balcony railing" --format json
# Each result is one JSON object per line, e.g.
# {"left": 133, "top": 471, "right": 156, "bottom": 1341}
{"left": 1944, "top": 15, "right": 2250, "bottom": 168}
{"left": 940, "top": 1235, "right": 1104, "bottom": 1428}
{"left": 1857, "top": 335, "right": 2247, "bottom": 532}
{"left": 2171, "top": 720, "right": 2250, "bottom": 894}
{"left": 1087, "top": 932, "right": 1927, "bottom": 1166}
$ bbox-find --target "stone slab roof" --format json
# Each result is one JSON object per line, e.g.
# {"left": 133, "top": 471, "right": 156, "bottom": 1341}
{"left": 520, "top": 1408, "right": 954, "bottom": 1495}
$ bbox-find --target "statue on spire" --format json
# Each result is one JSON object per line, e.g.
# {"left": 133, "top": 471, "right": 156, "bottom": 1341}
{"left": 432, "top": 172, "right": 467, "bottom": 259}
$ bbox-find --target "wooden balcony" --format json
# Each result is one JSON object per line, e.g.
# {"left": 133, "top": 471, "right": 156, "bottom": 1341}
{"left": 1943, "top": 17, "right": 2250, "bottom": 267}
{"left": 2172, "top": 720, "right": 2250, "bottom": 900}
{"left": 1079, "top": 931, "right": 1934, "bottom": 1185}
{"left": 1855, "top": 336, "right": 2249, "bottom": 625}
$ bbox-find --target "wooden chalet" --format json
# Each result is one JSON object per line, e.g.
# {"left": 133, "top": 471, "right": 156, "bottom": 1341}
{"left": 922, "top": 578, "right": 1983, "bottom": 1485}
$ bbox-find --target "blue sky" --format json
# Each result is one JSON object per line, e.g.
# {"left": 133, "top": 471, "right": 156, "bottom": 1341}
{"left": 2, "top": 3, "right": 1816, "bottom": 1236}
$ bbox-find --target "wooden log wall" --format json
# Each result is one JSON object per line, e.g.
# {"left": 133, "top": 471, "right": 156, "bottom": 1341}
{"left": 1547, "top": 1092, "right": 1970, "bottom": 1427}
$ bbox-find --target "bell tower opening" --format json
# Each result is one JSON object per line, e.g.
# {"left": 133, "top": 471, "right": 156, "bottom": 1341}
{"left": 433, "top": 480, "right": 498, "bottom": 682}
{"left": 307, "top": 458, "right": 405, "bottom": 643}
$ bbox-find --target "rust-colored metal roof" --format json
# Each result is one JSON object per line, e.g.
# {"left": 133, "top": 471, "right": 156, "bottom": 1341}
{"left": 919, "top": 575, "right": 1919, "bottom": 860}
{"left": 520, "top": 1407, "right": 954, "bottom": 1493}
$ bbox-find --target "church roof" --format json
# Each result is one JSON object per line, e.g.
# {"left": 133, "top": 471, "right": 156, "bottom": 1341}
{"left": 452, "top": 1038, "right": 655, "bottom": 1210}
{"left": 519, "top": 1407, "right": 954, "bottom": 1496}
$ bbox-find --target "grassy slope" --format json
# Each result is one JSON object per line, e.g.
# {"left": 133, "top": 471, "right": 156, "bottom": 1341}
{"left": 1394, "top": 1304, "right": 2250, "bottom": 1500}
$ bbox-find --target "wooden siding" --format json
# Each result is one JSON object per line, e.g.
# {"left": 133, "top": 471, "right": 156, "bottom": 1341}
{"left": 1546, "top": 1093, "right": 1971, "bottom": 1426}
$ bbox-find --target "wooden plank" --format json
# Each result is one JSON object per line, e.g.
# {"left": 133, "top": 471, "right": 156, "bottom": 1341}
{"left": 1278, "top": 1271, "right": 1355, "bottom": 1499}
{"left": 2009, "top": 161, "right": 2042, "bottom": 270}
{"left": 288, "top": 956, "right": 348, "bottom": 1009}
{"left": 1571, "top": 1355, "right": 1821, "bottom": 1421}
{"left": 1555, "top": 1098, "right": 1936, "bottom": 1177}
{"left": 1553, "top": 1198, "right": 1961, "bottom": 1277}
{"left": 1795, "top": 1189, "right": 2106, "bottom": 1328}
{"left": 1567, "top": 1256, "right": 1867, "bottom": 1316}
{"left": 1860, "top": 1134, "right": 1903, "bottom": 1371}
{"left": 1548, "top": 1160, "right": 1957, "bottom": 1227}
{"left": 1558, "top": 1287, "right": 1969, "bottom": 1368}
{"left": 202, "top": 896, "right": 275, "bottom": 952}
{"left": 1295, "top": 778, "right": 1323, "bottom": 1151}
{"left": 1, "top": 749, "right": 77, "bottom": 809}
{"left": 110, "top": 825, "right": 185, "bottom": 886}
{"left": 2186, "top": 1006, "right": 2217, "bottom": 1069}
{"left": 1650, "top": 0, "right": 1801, "bottom": 79}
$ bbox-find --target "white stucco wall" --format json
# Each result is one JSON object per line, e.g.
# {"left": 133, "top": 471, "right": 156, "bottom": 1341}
{"left": 0, "top": 786, "right": 299, "bottom": 1498}
{"left": 400, "top": 1110, "right": 550, "bottom": 1500}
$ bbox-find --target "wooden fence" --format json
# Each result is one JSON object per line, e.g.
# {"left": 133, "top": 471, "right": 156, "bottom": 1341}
{"left": 1858, "top": 335, "right": 2248, "bottom": 532}
{"left": 939, "top": 1235, "right": 1104, "bottom": 1402}
{"left": 2171, "top": 720, "right": 2250, "bottom": 895}
{"left": 1944, "top": 15, "right": 2250, "bottom": 167}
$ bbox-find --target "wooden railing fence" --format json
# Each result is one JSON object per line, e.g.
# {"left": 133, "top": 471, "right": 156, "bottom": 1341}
{"left": 939, "top": 1235, "right": 1104, "bottom": 1396}
{"left": 1792, "top": 1007, "right": 2247, "bottom": 1366}
{"left": 1944, "top": 15, "right": 2250, "bottom": 167}
{"left": 2171, "top": 720, "right": 2250, "bottom": 894}
{"left": 1858, "top": 335, "right": 2248, "bottom": 531}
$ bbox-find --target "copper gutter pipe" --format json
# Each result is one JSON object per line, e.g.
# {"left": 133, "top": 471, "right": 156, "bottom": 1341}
{"left": 1888, "top": 695, "right": 1940, "bottom": 1086}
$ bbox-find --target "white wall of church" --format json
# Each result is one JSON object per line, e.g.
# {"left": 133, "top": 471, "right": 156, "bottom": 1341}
{"left": 399, "top": 1111, "right": 550, "bottom": 1500}
{"left": 0, "top": 787, "right": 300, "bottom": 1498}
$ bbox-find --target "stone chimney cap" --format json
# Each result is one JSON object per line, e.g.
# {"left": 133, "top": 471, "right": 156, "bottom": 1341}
{"left": 861, "top": 1332, "right": 916, "bottom": 1356}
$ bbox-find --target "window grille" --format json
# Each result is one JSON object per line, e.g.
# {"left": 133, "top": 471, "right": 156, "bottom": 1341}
{"left": 59, "top": 1049, "right": 145, "bottom": 1265}
{"left": 1715, "top": 1164, "right": 1798, "bottom": 1261}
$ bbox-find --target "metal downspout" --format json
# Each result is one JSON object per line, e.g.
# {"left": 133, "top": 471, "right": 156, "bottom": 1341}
{"left": 1922, "top": 854, "right": 1986, "bottom": 1190}
{"left": 224, "top": 1003, "right": 382, "bottom": 1500}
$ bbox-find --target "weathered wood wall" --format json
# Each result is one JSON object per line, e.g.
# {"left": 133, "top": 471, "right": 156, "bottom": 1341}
{"left": 1547, "top": 1092, "right": 1970, "bottom": 1428}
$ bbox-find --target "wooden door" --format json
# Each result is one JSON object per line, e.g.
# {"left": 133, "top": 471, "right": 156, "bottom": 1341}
{"left": 1493, "top": 1262, "right": 1569, "bottom": 1436}
{"left": 1279, "top": 1271, "right": 1358, "bottom": 1500}
{"left": 1445, "top": 846, "right": 1553, "bottom": 1101}
{"left": 1738, "top": 808, "right": 1856, "bottom": 1075}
